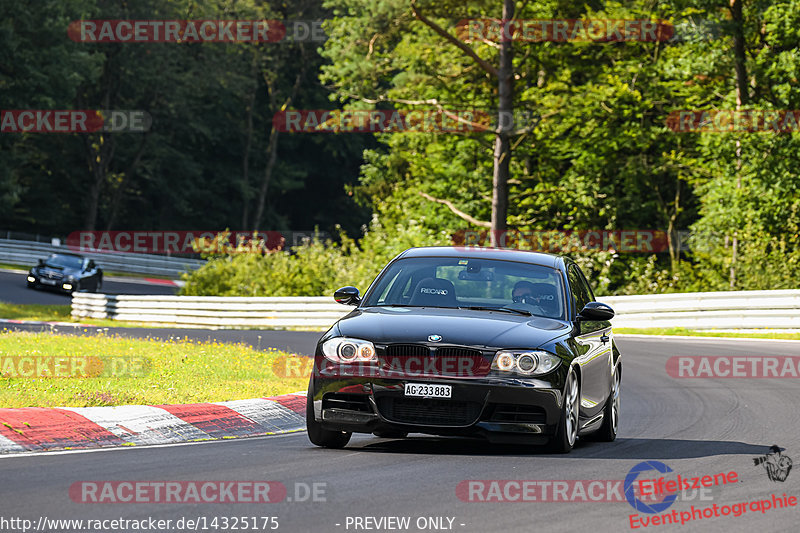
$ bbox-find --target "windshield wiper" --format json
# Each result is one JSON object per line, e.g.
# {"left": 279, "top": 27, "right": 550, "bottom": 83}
{"left": 375, "top": 304, "right": 460, "bottom": 309}
{"left": 463, "top": 306, "right": 532, "bottom": 316}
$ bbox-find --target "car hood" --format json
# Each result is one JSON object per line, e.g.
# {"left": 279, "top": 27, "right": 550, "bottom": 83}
{"left": 335, "top": 306, "right": 571, "bottom": 350}
{"left": 36, "top": 264, "right": 82, "bottom": 276}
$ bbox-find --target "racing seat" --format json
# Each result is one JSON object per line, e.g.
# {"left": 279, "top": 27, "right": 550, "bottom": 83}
{"left": 528, "top": 283, "right": 561, "bottom": 318}
{"left": 409, "top": 277, "right": 458, "bottom": 307}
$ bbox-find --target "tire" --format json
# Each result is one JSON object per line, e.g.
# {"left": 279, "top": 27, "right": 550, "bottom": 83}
{"left": 373, "top": 430, "right": 408, "bottom": 439}
{"left": 306, "top": 384, "right": 351, "bottom": 449}
{"left": 593, "top": 365, "right": 620, "bottom": 442}
{"left": 94, "top": 277, "right": 102, "bottom": 293}
{"left": 549, "top": 369, "right": 580, "bottom": 453}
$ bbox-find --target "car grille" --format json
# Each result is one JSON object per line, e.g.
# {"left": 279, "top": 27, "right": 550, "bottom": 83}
{"left": 322, "top": 393, "right": 372, "bottom": 413}
{"left": 41, "top": 271, "right": 63, "bottom": 280}
{"left": 377, "top": 397, "right": 482, "bottom": 426}
{"left": 435, "top": 347, "right": 483, "bottom": 358}
{"left": 385, "top": 344, "right": 429, "bottom": 357}
{"left": 380, "top": 345, "right": 491, "bottom": 377}
{"left": 488, "top": 404, "right": 547, "bottom": 424}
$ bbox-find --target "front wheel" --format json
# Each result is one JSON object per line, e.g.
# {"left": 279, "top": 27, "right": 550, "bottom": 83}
{"left": 549, "top": 369, "right": 580, "bottom": 453}
{"left": 306, "top": 384, "right": 351, "bottom": 449}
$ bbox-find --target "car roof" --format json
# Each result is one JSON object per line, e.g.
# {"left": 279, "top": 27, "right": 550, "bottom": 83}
{"left": 395, "top": 246, "right": 565, "bottom": 269}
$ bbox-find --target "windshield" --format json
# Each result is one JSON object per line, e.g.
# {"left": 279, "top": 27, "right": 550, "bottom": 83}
{"left": 44, "top": 254, "right": 84, "bottom": 269}
{"left": 363, "top": 256, "right": 566, "bottom": 320}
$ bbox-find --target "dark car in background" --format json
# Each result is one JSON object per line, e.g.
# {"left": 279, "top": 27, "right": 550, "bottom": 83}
{"left": 27, "top": 253, "right": 103, "bottom": 293}
{"left": 307, "top": 246, "right": 621, "bottom": 453}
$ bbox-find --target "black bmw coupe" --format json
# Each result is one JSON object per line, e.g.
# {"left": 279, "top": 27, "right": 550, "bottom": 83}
{"left": 307, "top": 247, "right": 621, "bottom": 453}
{"left": 27, "top": 253, "right": 103, "bottom": 293}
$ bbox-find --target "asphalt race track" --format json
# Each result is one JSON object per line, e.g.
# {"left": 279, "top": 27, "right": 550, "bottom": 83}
{"left": 1, "top": 335, "right": 798, "bottom": 532}
{"left": 1, "top": 320, "right": 321, "bottom": 356}
{"left": 0, "top": 268, "right": 177, "bottom": 305}
{"left": 0, "top": 267, "right": 322, "bottom": 356}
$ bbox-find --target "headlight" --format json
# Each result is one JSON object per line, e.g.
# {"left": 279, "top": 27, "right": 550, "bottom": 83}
{"left": 491, "top": 350, "right": 561, "bottom": 376}
{"left": 321, "top": 337, "right": 376, "bottom": 363}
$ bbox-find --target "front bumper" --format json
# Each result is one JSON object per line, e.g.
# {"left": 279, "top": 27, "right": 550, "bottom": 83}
{"left": 28, "top": 274, "right": 75, "bottom": 292}
{"left": 310, "top": 367, "right": 567, "bottom": 444}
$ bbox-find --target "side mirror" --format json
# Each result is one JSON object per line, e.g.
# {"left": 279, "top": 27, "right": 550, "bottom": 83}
{"left": 88, "top": 260, "right": 96, "bottom": 270}
{"left": 334, "top": 286, "right": 361, "bottom": 306}
{"left": 578, "top": 301, "right": 615, "bottom": 321}
{"left": 38, "top": 259, "right": 44, "bottom": 266}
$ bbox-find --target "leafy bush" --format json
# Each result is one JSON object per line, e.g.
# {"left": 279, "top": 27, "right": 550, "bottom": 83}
{"left": 180, "top": 216, "right": 451, "bottom": 296}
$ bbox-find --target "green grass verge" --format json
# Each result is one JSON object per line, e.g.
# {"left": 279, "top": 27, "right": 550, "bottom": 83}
{"left": 0, "top": 331, "right": 308, "bottom": 407}
{"left": 0, "top": 262, "right": 30, "bottom": 271}
{"left": 0, "top": 302, "right": 330, "bottom": 330}
{"left": 616, "top": 327, "right": 800, "bottom": 340}
{"left": 0, "top": 302, "right": 72, "bottom": 321}
{"left": 0, "top": 302, "right": 162, "bottom": 328}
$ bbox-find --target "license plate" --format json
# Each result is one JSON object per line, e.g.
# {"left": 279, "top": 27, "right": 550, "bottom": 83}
{"left": 40, "top": 279, "right": 57, "bottom": 285}
{"left": 404, "top": 383, "right": 451, "bottom": 399}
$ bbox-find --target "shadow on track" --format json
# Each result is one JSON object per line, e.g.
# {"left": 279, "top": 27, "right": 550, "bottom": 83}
{"left": 337, "top": 435, "right": 770, "bottom": 459}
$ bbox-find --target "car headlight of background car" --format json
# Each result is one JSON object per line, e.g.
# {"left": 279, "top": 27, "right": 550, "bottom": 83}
{"left": 491, "top": 350, "right": 561, "bottom": 376}
{"left": 321, "top": 337, "right": 377, "bottom": 363}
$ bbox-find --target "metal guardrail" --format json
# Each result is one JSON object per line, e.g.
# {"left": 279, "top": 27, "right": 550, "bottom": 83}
{"left": 598, "top": 289, "right": 800, "bottom": 330}
{"left": 0, "top": 239, "right": 205, "bottom": 278}
{"left": 71, "top": 294, "right": 350, "bottom": 328}
{"left": 71, "top": 290, "right": 800, "bottom": 330}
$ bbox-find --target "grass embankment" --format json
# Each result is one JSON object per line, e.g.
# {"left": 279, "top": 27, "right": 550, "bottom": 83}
{"left": 616, "top": 327, "right": 800, "bottom": 340}
{"left": 0, "top": 302, "right": 327, "bottom": 330}
{"left": 0, "top": 302, "right": 72, "bottom": 321}
{"left": 0, "top": 302, "right": 157, "bottom": 328}
{"left": 0, "top": 331, "right": 308, "bottom": 408}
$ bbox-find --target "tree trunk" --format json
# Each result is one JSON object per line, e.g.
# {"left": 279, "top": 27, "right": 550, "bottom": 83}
{"left": 105, "top": 135, "right": 148, "bottom": 231}
{"left": 252, "top": 125, "right": 279, "bottom": 231}
{"left": 240, "top": 59, "right": 259, "bottom": 229}
{"left": 729, "top": 0, "right": 748, "bottom": 288}
{"left": 83, "top": 133, "right": 115, "bottom": 231}
{"left": 490, "top": 0, "right": 515, "bottom": 247}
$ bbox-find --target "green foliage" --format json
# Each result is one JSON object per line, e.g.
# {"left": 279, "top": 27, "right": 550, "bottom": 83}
{"left": 314, "top": 0, "right": 800, "bottom": 295}
{"left": 0, "top": 0, "right": 368, "bottom": 237}
{"left": 6, "top": 0, "right": 800, "bottom": 295}
{"left": 180, "top": 216, "right": 452, "bottom": 296}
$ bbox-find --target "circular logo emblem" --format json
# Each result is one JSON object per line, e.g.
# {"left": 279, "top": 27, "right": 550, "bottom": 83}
{"left": 624, "top": 461, "right": 678, "bottom": 514}
{"left": 428, "top": 334, "right": 443, "bottom": 342}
